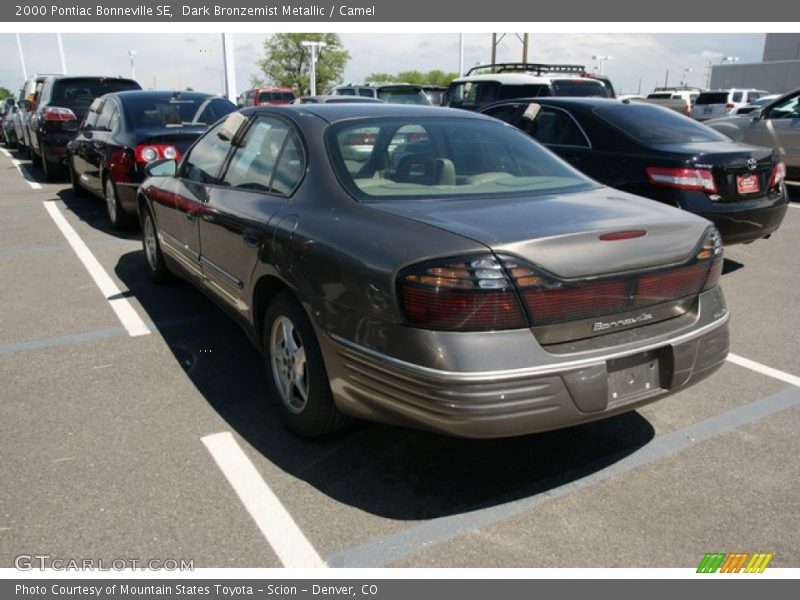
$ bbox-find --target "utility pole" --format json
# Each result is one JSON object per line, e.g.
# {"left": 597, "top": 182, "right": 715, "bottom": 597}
{"left": 592, "top": 55, "right": 611, "bottom": 76}
{"left": 491, "top": 33, "right": 498, "bottom": 66}
{"left": 222, "top": 33, "right": 237, "bottom": 104}
{"left": 459, "top": 33, "right": 464, "bottom": 76}
{"left": 56, "top": 33, "right": 67, "bottom": 74}
{"left": 15, "top": 33, "right": 27, "bottom": 81}
{"left": 301, "top": 40, "right": 327, "bottom": 96}
{"left": 128, "top": 50, "right": 137, "bottom": 80}
{"left": 521, "top": 33, "right": 529, "bottom": 63}
{"left": 664, "top": 68, "right": 670, "bottom": 88}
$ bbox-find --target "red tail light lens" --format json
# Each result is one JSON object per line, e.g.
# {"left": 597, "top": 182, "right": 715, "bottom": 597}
{"left": 343, "top": 133, "right": 377, "bottom": 146}
{"left": 646, "top": 167, "right": 717, "bottom": 193}
{"left": 135, "top": 144, "right": 180, "bottom": 164}
{"left": 41, "top": 106, "right": 76, "bottom": 121}
{"left": 769, "top": 161, "right": 786, "bottom": 188}
{"left": 725, "top": 103, "right": 735, "bottom": 109}
{"left": 399, "top": 229, "right": 723, "bottom": 332}
{"left": 399, "top": 256, "right": 526, "bottom": 331}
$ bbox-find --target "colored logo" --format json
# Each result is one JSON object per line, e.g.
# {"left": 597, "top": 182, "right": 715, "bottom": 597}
{"left": 697, "top": 552, "right": 774, "bottom": 573}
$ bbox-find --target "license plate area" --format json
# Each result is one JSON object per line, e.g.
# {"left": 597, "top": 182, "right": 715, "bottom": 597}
{"left": 736, "top": 173, "right": 760, "bottom": 194}
{"left": 607, "top": 350, "right": 662, "bottom": 405}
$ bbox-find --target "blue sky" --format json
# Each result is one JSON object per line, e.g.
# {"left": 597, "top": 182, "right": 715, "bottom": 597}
{"left": 0, "top": 32, "right": 767, "bottom": 97}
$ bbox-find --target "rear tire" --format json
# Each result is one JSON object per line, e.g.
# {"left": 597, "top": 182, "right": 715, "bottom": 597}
{"left": 104, "top": 177, "right": 128, "bottom": 230}
{"left": 263, "top": 292, "right": 351, "bottom": 437}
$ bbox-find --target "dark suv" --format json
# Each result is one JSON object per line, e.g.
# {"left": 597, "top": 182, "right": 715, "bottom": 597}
{"left": 27, "top": 75, "right": 141, "bottom": 180}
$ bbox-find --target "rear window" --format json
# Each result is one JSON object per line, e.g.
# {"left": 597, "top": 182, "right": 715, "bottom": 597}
{"left": 695, "top": 92, "right": 729, "bottom": 105}
{"left": 498, "top": 84, "right": 548, "bottom": 100}
{"left": 594, "top": 103, "right": 729, "bottom": 145}
{"left": 51, "top": 78, "right": 140, "bottom": 115}
{"left": 551, "top": 80, "right": 611, "bottom": 98}
{"left": 376, "top": 88, "right": 431, "bottom": 105}
{"left": 647, "top": 93, "right": 672, "bottom": 99}
{"left": 258, "top": 91, "right": 295, "bottom": 103}
{"left": 124, "top": 96, "right": 235, "bottom": 129}
{"left": 328, "top": 116, "right": 593, "bottom": 200}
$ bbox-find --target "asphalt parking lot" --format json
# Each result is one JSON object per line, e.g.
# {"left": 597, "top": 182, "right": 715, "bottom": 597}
{"left": 0, "top": 146, "right": 798, "bottom": 569}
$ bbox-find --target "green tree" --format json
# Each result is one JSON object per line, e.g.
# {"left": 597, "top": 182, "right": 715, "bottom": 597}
{"left": 256, "top": 33, "right": 349, "bottom": 95}
{"left": 0, "top": 86, "right": 13, "bottom": 101}
{"left": 365, "top": 70, "right": 460, "bottom": 86}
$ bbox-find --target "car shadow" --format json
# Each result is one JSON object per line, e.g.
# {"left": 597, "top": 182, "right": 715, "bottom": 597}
{"left": 113, "top": 248, "right": 656, "bottom": 521}
{"left": 56, "top": 188, "right": 141, "bottom": 240}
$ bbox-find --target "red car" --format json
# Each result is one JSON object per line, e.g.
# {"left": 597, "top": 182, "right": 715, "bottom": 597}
{"left": 241, "top": 86, "right": 296, "bottom": 107}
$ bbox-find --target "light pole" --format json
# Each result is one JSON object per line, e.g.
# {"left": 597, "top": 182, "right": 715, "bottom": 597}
{"left": 128, "top": 50, "right": 137, "bottom": 80}
{"left": 680, "top": 68, "right": 693, "bottom": 87}
{"left": 592, "top": 54, "right": 612, "bottom": 76}
{"left": 301, "top": 40, "right": 327, "bottom": 96}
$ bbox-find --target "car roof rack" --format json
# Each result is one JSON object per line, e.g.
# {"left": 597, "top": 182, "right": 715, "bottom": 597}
{"left": 465, "top": 62, "right": 588, "bottom": 76}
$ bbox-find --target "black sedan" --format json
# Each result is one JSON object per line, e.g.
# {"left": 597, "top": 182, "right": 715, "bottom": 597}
{"left": 136, "top": 105, "right": 729, "bottom": 439}
{"left": 479, "top": 97, "right": 789, "bottom": 244}
{"left": 67, "top": 90, "right": 236, "bottom": 228}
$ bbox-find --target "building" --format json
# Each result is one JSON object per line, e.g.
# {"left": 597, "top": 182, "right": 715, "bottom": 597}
{"left": 709, "top": 33, "right": 800, "bottom": 93}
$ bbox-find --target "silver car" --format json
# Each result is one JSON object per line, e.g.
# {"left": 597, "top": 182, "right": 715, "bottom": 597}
{"left": 707, "top": 87, "right": 800, "bottom": 180}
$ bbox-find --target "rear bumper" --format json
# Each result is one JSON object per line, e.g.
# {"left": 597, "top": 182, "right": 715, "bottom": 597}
{"left": 320, "top": 287, "right": 730, "bottom": 438}
{"left": 695, "top": 196, "right": 789, "bottom": 244}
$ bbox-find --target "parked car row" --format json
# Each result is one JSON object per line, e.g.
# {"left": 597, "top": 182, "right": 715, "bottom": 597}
{"left": 1, "top": 66, "right": 794, "bottom": 442}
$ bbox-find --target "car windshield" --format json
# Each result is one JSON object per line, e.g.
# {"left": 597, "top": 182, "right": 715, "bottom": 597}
{"left": 328, "top": 116, "right": 594, "bottom": 200}
{"left": 124, "top": 96, "right": 234, "bottom": 128}
{"left": 51, "top": 78, "right": 140, "bottom": 115}
{"left": 551, "top": 80, "right": 612, "bottom": 98}
{"left": 594, "top": 103, "right": 729, "bottom": 144}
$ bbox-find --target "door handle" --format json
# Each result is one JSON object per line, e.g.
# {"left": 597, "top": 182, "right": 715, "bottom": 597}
{"left": 186, "top": 211, "right": 197, "bottom": 222}
{"left": 242, "top": 234, "right": 259, "bottom": 248}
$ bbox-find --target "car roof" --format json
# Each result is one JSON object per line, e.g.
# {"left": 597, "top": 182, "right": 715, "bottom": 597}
{"left": 108, "top": 90, "right": 220, "bottom": 102}
{"left": 452, "top": 73, "right": 599, "bottom": 84}
{"left": 242, "top": 103, "right": 495, "bottom": 123}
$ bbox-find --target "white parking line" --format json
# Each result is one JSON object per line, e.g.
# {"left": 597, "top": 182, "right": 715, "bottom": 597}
{"left": 201, "top": 431, "right": 327, "bottom": 569}
{"left": 42, "top": 201, "right": 151, "bottom": 337}
{"left": 0, "top": 147, "right": 42, "bottom": 190}
{"left": 727, "top": 353, "right": 800, "bottom": 388}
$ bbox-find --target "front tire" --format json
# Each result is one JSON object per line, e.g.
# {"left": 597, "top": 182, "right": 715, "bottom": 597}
{"left": 263, "top": 292, "right": 351, "bottom": 437}
{"left": 141, "top": 206, "right": 171, "bottom": 283}
{"left": 70, "top": 158, "right": 86, "bottom": 197}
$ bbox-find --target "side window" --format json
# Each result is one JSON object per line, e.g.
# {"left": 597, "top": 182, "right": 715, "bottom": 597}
{"left": 731, "top": 92, "right": 743, "bottom": 103}
{"left": 82, "top": 106, "right": 99, "bottom": 130}
{"left": 525, "top": 106, "right": 590, "bottom": 148}
{"left": 482, "top": 103, "right": 525, "bottom": 128}
{"left": 182, "top": 122, "right": 231, "bottom": 185}
{"left": 767, "top": 93, "right": 800, "bottom": 119}
{"left": 271, "top": 131, "right": 306, "bottom": 195}
{"left": 358, "top": 88, "right": 374, "bottom": 98}
{"left": 95, "top": 101, "right": 117, "bottom": 132}
{"left": 221, "top": 117, "right": 290, "bottom": 192}
{"left": 245, "top": 91, "right": 255, "bottom": 107}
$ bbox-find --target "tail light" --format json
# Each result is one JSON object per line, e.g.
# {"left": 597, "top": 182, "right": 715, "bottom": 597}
{"left": 646, "top": 167, "right": 717, "bottom": 193}
{"left": 398, "top": 228, "right": 723, "bottom": 332}
{"left": 343, "top": 132, "right": 377, "bottom": 146}
{"left": 135, "top": 144, "right": 180, "bottom": 164}
{"left": 725, "top": 103, "right": 735, "bottom": 109}
{"left": 41, "top": 106, "right": 77, "bottom": 121}
{"left": 769, "top": 161, "right": 786, "bottom": 188}
{"left": 399, "top": 256, "right": 526, "bottom": 331}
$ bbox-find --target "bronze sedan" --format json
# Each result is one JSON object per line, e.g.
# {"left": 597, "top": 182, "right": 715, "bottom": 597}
{"left": 137, "top": 105, "right": 730, "bottom": 438}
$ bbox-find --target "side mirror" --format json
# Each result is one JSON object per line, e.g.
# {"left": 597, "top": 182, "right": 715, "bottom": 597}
{"left": 18, "top": 100, "right": 31, "bottom": 111}
{"left": 144, "top": 158, "right": 177, "bottom": 178}
{"left": 63, "top": 120, "right": 78, "bottom": 133}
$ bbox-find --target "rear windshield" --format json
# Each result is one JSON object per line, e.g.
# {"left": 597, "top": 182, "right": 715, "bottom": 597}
{"left": 647, "top": 93, "right": 672, "bottom": 99}
{"left": 258, "top": 91, "right": 295, "bottom": 103}
{"left": 695, "top": 92, "right": 729, "bottom": 105}
{"left": 51, "top": 78, "right": 140, "bottom": 114}
{"left": 376, "top": 88, "right": 431, "bottom": 105}
{"left": 551, "top": 80, "right": 611, "bottom": 98}
{"left": 594, "top": 103, "right": 729, "bottom": 145}
{"left": 328, "top": 116, "right": 594, "bottom": 200}
{"left": 124, "top": 96, "right": 236, "bottom": 129}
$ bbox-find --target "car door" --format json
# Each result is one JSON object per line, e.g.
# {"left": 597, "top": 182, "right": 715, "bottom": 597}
{"left": 483, "top": 102, "right": 593, "bottom": 169}
{"left": 755, "top": 91, "right": 800, "bottom": 171}
{"left": 70, "top": 103, "right": 99, "bottom": 185}
{"left": 151, "top": 121, "right": 232, "bottom": 280}
{"left": 83, "top": 99, "right": 118, "bottom": 195}
{"left": 198, "top": 115, "right": 305, "bottom": 314}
